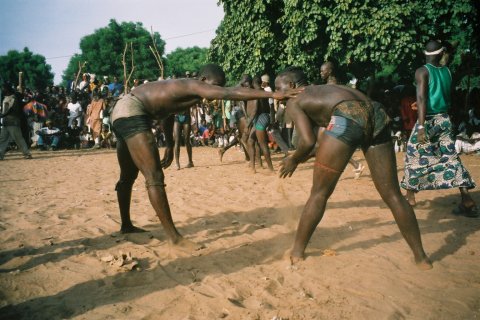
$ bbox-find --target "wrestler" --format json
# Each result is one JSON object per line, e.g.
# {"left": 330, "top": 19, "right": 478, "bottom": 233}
{"left": 110, "top": 63, "right": 303, "bottom": 252}
{"left": 173, "top": 109, "right": 194, "bottom": 170}
{"left": 218, "top": 74, "right": 252, "bottom": 162}
{"left": 320, "top": 60, "right": 365, "bottom": 179}
{"left": 247, "top": 76, "right": 275, "bottom": 173}
{"left": 276, "top": 67, "right": 432, "bottom": 269}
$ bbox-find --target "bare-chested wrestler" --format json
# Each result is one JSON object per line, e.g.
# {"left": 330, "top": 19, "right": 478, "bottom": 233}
{"left": 218, "top": 74, "right": 252, "bottom": 162}
{"left": 173, "top": 107, "right": 194, "bottom": 170}
{"left": 276, "top": 67, "right": 432, "bottom": 269}
{"left": 247, "top": 75, "right": 275, "bottom": 173}
{"left": 110, "top": 63, "right": 303, "bottom": 251}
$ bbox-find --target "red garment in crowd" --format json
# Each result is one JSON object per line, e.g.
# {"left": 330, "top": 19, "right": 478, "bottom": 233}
{"left": 400, "top": 96, "right": 417, "bottom": 132}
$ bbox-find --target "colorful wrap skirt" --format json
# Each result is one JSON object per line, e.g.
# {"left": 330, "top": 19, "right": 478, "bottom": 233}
{"left": 401, "top": 113, "right": 475, "bottom": 190}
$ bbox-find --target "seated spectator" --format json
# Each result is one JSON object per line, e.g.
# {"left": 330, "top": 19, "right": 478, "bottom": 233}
{"left": 191, "top": 127, "right": 202, "bottom": 147}
{"left": 65, "top": 119, "right": 82, "bottom": 149}
{"left": 215, "top": 127, "right": 227, "bottom": 148}
{"left": 455, "top": 88, "right": 480, "bottom": 155}
{"left": 201, "top": 123, "right": 215, "bottom": 146}
{"left": 36, "top": 119, "right": 61, "bottom": 151}
{"left": 100, "top": 124, "right": 114, "bottom": 149}
{"left": 80, "top": 127, "right": 93, "bottom": 149}
{"left": 198, "top": 119, "right": 208, "bottom": 136}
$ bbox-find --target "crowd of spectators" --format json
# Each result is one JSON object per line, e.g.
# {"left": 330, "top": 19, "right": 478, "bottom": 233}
{"left": 1, "top": 69, "right": 479, "bottom": 158}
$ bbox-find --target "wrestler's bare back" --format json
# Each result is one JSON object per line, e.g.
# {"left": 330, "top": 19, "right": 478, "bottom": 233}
{"left": 287, "top": 84, "right": 370, "bottom": 127}
{"left": 130, "top": 79, "right": 206, "bottom": 120}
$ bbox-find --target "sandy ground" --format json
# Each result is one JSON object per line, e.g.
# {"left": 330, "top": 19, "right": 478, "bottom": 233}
{"left": 0, "top": 146, "right": 479, "bottom": 320}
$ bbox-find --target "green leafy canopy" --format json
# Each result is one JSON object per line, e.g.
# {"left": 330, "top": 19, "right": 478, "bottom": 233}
{"left": 0, "top": 48, "right": 54, "bottom": 90}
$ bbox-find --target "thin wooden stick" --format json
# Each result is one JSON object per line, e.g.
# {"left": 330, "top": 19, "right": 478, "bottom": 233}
{"left": 74, "top": 61, "right": 87, "bottom": 90}
{"left": 18, "top": 71, "right": 23, "bottom": 93}
{"left": 150, "top": 27, "right": 164, "bottom": 79}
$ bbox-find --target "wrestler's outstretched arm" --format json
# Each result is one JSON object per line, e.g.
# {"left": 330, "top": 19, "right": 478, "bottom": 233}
{"left": 191, "top": 81, "right": 303, "bottom": 102}
{"left": 279, "top": 105, "right": 315, "bottom": 178}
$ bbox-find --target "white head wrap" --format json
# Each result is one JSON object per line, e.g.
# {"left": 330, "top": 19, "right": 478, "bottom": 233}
{"left": 424, "top": 47, "right": 445, "bottom": 56}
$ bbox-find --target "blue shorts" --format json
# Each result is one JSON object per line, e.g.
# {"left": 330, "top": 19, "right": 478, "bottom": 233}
{"left": 324, "top": 115, "right": 391, "bottom": 147}
{"left": 254, "top": 113, "right": 270, "bottom": 131}
{"left": 324, "top": 116, "right": 364, "bottom": 147}
{"left": 175, "top": 114, "right": 191, "bottom": 125}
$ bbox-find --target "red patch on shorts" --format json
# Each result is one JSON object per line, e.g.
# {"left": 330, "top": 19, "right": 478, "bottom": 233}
{"left": 326, "top": 118, "right": 336, "bottom": 131}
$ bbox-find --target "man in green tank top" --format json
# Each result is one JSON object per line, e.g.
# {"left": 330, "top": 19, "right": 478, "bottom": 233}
{"left": 401, "top": 40, "right": 477, "bottom": 217}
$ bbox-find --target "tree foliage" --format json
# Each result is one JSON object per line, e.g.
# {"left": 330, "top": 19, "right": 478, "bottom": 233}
{"left": 165, "top": 46, "right": 208, "bottom": 77}
{"left": 0, "top": 48, "right": 54, "bottom": 90}
{"left": 62, "top": 19, "right": 166, "bottom": 85}
{"left": 209, "top": 0, "right": 283, "bottom": 85}
{"left": 210, "top": 0, "right": 479, "bottom": 85}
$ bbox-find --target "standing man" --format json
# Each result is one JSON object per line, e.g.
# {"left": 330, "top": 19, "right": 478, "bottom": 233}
{"left": 262, "top": 74, "right": 290, "bottom": 156}
{"left": 86, "top": 91, "right": 105, "bottom": 149}
{"left": 276, "top": 67, "right": 432, "bottom": 269}
{"left": 110, "top": 64, "right": 302, "bottom": 252}
{"left": 67, "top": 95, "right": 83, "bottom": 127}
{"left": 173, "top": 107, "right": 194, "bottom": 170}
{"left": 218, "top": 74, "right": 252, "bottom": 162}
{"left": 0, "top": 83, "right": 32, "bottom": 160}
{"left": 247, "top": 76, "right": 275, "bottom": 173}
{"left": 401, "top": 40, "right": 477, "bottom": 217}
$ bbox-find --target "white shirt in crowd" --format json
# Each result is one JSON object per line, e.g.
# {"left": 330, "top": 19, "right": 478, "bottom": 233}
{"left": 263, "top": 85, "right": 274, "bottom": 106}
{"left": 67, "top": 101, "right": 83, "bottom": 126}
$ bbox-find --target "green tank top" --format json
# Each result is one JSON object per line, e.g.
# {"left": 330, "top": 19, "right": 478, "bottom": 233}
{"left": 424, "top": 63, "right": 451, "bottom": 114}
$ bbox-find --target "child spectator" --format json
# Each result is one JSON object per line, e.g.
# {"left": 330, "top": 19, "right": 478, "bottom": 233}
{"left": 80, "top": 127, "right": 93, "bottom": 149}
{"left": 65, "top": 119, "right": 82, "bottom": 149}
{"left": 100, "top": 124, "right": 114, "bottom": 149}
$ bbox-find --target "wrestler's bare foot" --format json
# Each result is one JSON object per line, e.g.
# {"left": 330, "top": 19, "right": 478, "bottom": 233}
{"left": 406, "top": 190, "right": 417, "bottom": 206}
{"left": 120, "top": 225, "right": 147, "bottom": 234}
{"left": 170, "top": 237, "right": 205, "bottom": 252}
{"left": 218, "top": 149, "right": 225, "bottom": 162}
{"left": 186, "top": 162, "right": 194, "bottom": 168}
{"left": 415, "top": 257, "right": 433, "bottom": 270}
{"left": 407, "top": 198, "right": 416, "bottom": 206}
{"left": 287, "top": 250, "right": 305, "bottom": 265}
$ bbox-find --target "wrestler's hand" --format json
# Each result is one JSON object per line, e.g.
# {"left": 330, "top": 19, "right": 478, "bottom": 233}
{"left": 279, "top": 155, "right": 298, "bottom": 178}
{"left": 273, "top": 87, "right": 304, "bottom": 101}
{"left": 417, "top": 128, "right": 427, "bottom": 144}
{"left": 161, "top": 147, "right": 174, "bottom": 169}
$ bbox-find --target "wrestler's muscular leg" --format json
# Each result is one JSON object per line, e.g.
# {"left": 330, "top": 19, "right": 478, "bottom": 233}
{"left": 173, "top": 121, "right": 182, "bottom": 170}
{"left": 255, "top": 129, "right": 274, "bottom": 171}
{"left": 364, "top": 142, "right": 432, "bottom": 270}
{"left": 247, "top": 128, "right": 257, "bottom": 173}
{"left": 291, "top": 135, "right": 355, "bottom": 262}
{"left": 183, "top": 122, "right": 194, "bottom": 168}
{"left": 125, "top": 131, "right": 203, "bottom": 251}
{"left": 237, "top": 117, "right": 251, "bottom": 161}
{"left": 116, "top": 137, "right": 143, "bottom": 233}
